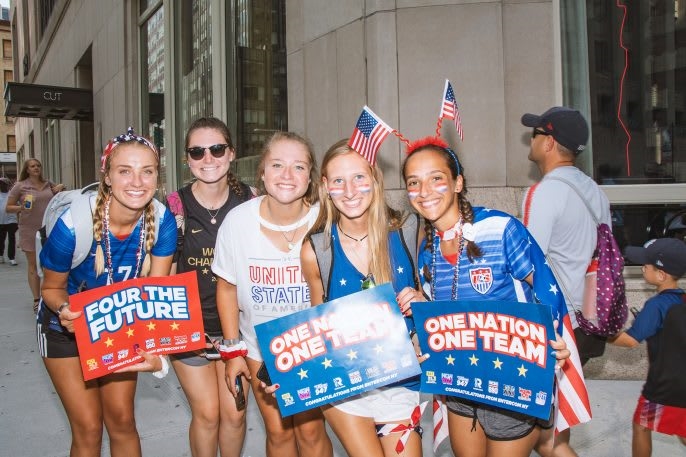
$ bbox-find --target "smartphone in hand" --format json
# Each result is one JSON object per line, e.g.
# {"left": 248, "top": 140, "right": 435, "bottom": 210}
{"left": 204, "top": 335, "right": 221, "bottom": 360}
{"left": 234, "top": 375, "right": 246, "bottom": 410}
{"left": 256, "top": 362, "right": 272, "bottom": 386}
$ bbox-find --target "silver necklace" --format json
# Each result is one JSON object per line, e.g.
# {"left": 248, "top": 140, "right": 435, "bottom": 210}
{"left": 281, "top": 227, "right": 298, "bottom": 250}
{"left": 194, "top": 185, "right": 229, "bottom": 225}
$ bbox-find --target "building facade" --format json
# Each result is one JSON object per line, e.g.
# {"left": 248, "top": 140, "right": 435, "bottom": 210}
{"left": 6, "top": 0, "right": 686, "bottom": 375}
{"left": 0, "top": 15, "right": 16, "bottom": 179}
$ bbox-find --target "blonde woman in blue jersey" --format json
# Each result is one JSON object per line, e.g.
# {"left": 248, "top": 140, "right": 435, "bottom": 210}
{"left": 38, "top": 128, "right": 177, "bottom": 457}
{"left": 301, "top": 139, "right": 425, "bottom": 457}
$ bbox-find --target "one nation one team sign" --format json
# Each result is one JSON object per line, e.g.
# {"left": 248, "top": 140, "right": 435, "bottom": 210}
{"left": 70, "top": 271, "right": 206, "bottom": 380}
{"left": 411, "top": 300, "right": 557, "bottom": 420}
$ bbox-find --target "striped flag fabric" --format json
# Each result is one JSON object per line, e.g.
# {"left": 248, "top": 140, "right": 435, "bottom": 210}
{"left": 348, "top": 106, "right": 392, "bottom": 166}
{"left": 439, "top": 79, "right": 464, "bottom": 141}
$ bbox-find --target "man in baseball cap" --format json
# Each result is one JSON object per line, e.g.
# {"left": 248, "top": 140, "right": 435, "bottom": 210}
{"left": 521, "top": 106, "right": 611, "bottom": 457}
{"left": 625, "top": 238, "right": 686, "bottom": 278}
{"left": 521, "top": 106, "right": 589, "bottom": 154}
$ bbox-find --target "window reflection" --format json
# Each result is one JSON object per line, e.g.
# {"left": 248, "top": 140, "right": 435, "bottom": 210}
{"left": 141, "top": 5, "right": 166, "bottom": 186}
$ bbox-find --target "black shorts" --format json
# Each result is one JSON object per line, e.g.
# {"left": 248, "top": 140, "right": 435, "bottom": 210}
{"left": 36, "top": 319, "right": 79, "bottom": 358}
{"left": 446, "top": 396, "right": 538, "bottom": 441}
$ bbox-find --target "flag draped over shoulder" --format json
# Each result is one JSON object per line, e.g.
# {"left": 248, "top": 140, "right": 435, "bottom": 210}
{"left": 439, "top": 79, "right": 464, "bottom": 141}
{"left": 348, "top": 106, "right": 392, "bottom": 166}
{"left": 527, "top": 237, "right": 592, "bottom": 432}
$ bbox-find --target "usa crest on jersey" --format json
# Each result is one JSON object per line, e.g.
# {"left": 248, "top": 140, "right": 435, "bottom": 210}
{"left": 469, "top": 267, "right": 493, "bottom": 294}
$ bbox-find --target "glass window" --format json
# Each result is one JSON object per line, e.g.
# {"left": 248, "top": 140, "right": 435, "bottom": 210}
{"left": 140, "top": 4, "right": 166, "bottom": 187}
{"left": 562, "top": 1, "right": 686, "bottom": 271}
{"left": 231, "top": 0, "right": 288, "bottom": 186}
{"left": 7, "top": 134, "right": 16, "bottom": 152}
{"left": 2, "top": 39, "right": 11, "bottom": 59}
{"left": 175, "top": 0, "right": 213, "bottom": 184}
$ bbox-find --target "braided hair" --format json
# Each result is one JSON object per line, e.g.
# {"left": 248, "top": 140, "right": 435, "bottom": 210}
{"left": 402, "top": 137, "right": 482, "bottom": 283}
{"left": 94, "top": 128, "right": 160, "bottom": 277}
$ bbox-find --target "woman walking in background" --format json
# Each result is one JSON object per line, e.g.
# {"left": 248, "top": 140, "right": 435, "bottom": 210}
{"left": 0, "top": 177, "right": 18, "bottom": 265}
{"left": 167, "top": 117, "right": 254, "bottom": 457}
{"left": 5, "top": 158, "right": 64, "bottom": 311}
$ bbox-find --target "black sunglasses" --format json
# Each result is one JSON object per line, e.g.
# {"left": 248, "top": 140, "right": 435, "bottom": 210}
{"left": 532, "top": 129, "right": 550, "bottom": 139}
{"left": 185, "top": 144, "right": 229, "bottom": 160}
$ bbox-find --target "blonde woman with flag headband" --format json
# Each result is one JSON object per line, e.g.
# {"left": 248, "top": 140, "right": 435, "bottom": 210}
{"left": 298, "top": 106, "right": 426, "bottom": 457}
{"left": 212, "top": 131, "right": 333, "bottom": 457}
{"left": 37, "top": 127, "right": 177, "bottom": 456}
{"left": 399, "top": 81, "right": 586, "bottom": 456}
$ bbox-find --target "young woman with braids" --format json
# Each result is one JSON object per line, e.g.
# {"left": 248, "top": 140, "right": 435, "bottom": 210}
{"left": 37, "top": 128, "right": 177, "bottom": 457}
{"left": 299, "top": 139, "right": 425, "bottom": 457}
{"left": 402, "top": 137, "right": 570, "bottom": 457}
{"left": 166, "top": 117, "right": 254, "bottom": 457}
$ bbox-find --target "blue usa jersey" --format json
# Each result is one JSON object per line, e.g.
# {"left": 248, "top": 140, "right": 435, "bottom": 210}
{"left": 40, "top": 204, "right": 177, "bottom": 295}
{"left": 420, "top": 208, "right": 536, "bottom": 303}
{"left": 327, "top": 223, "right": 419, "bottom": 390}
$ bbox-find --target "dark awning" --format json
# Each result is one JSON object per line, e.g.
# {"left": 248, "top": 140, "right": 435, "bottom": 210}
{"left": 4, "top": 82, "right": 93, "bottom": 121}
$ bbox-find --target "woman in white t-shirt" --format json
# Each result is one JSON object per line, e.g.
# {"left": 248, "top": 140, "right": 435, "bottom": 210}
{"left": 212, "top": 132, "right": 333, "bottom": 457}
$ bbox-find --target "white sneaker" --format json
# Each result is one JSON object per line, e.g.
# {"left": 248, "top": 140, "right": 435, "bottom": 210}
{"left": 10, "top": 259, "right": 17, "bottom": 266}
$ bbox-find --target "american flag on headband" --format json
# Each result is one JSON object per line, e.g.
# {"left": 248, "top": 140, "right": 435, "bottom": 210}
{"left": 439, "top": 79, "right": 464, "bottom": 141}
{"left": 348, "top": 106, "right": 392, "bottom": 166}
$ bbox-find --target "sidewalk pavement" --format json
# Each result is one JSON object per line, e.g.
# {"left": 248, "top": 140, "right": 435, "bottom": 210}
{"left": 1, "top": 260, "right": 684, "bottom": 457}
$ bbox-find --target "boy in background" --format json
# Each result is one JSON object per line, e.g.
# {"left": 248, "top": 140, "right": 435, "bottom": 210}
{"left": 608, "top": 238, "right": 686, "bottom": 457}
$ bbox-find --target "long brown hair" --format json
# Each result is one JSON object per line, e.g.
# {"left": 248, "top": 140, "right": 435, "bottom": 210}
{"left": 19, "top": 159, "right": 45, "bottom": 182}
{"left": 185, "top": 117, "right": 245, "bottom": 197}
{"left": 255, "top": 131, "right": 319, "bottom": 205}
{"left": 308, "top": 139, "right": 404, "bottom": 285}
{"left": 93, "top": 141, "right": 160, "bottom": 277}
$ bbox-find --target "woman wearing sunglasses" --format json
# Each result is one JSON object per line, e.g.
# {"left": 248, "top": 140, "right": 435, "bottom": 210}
{"left": 212, "top": 132, "right": 333, "bottom": 457}
{"left": 166, "top": 117, "right": 255, "bottom": 457}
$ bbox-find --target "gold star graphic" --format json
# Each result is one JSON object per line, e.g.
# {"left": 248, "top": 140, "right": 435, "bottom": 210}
{"left": 469, "top": 354, "right": 479, "bottom": 366}
{"left": 104, "top": 337, "right": 114, "bottom": 347}
{"left": 446, "top": 354, "right": 456, "bottom": 365}
{"left": 147, "top": 322, "right": 156, "bottom": 331}
{"left": 322, "top": 358, "right": 333, "bottom": 369}
{"left": 347, "top": 349, "right": 358, "bottom": 360}
{"left": 170, "top": 322, "right": 180, "bottom": 331}
{"left": 517, "top": 364, "right": 528, "bottom": 377}
{"left": 298, "top": 368, "right": 308, "bottom": 379}
{"left": 493, "top": 358, "right": 503, "bottom": 369}
{"left": 374, "top": 344, "right": 384, "bottom": 354}
{"left": 126, "top": 328, "right": 135, "bottom": 338}
{"left": 202, "top": 268, "right": 209, "bottom": 275}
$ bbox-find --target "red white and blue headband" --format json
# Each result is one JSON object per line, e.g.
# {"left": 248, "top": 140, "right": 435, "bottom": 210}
{"left": 100, "top": 127, "right": 158, "bottom": 172}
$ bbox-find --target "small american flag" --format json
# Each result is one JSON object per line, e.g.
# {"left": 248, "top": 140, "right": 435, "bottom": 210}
{"left": 348, "top": 106, "right": 392, "bottom": 166}
{"left": 439, "top": 79, "right": 464, "bottom": 141}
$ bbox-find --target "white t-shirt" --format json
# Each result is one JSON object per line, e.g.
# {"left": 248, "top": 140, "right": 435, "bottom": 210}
{"left": 523, "top": 166, "right": 611, "bottom": 327}
{"left": 212, "top": 196, "right": 319, "bottom": 361}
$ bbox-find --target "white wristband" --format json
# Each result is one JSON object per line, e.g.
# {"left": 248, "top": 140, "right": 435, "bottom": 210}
{"left": 151, "top": 355, "right": 170, "bottom": 379}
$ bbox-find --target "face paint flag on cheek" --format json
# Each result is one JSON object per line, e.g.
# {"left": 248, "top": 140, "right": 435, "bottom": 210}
{"left": 355, "top": 183, "right": 372, "bottom": 194}
{"left": 407, "top": 190, "right": 420, "bottom": 200}
{"left": 434, "top": 183, "right": 450, "bottom": 194}
{"left": 328, "top": 187, "right": 345, "bottom": 199}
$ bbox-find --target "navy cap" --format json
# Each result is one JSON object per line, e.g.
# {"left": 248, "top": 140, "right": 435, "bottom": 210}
{"left": 521, "top": 106, "right": 589, "bottom": 154}
{"left": 625, "top": 238, "right": 686, "bottom": 278}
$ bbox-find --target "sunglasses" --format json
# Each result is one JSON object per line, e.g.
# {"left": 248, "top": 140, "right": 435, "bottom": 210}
{"left": 185, "top": 144, "right": 229, "bottom": 161}
{"left": 532, "top": 129, "right": 550, "bottom": 139}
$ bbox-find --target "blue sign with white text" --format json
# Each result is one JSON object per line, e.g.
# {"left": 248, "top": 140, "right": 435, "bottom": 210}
{"left": 255, "top": 283, "right": 421, "bottom": 417}
{"left": 411, "top": 300, "right": 556, "bottom": 420}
